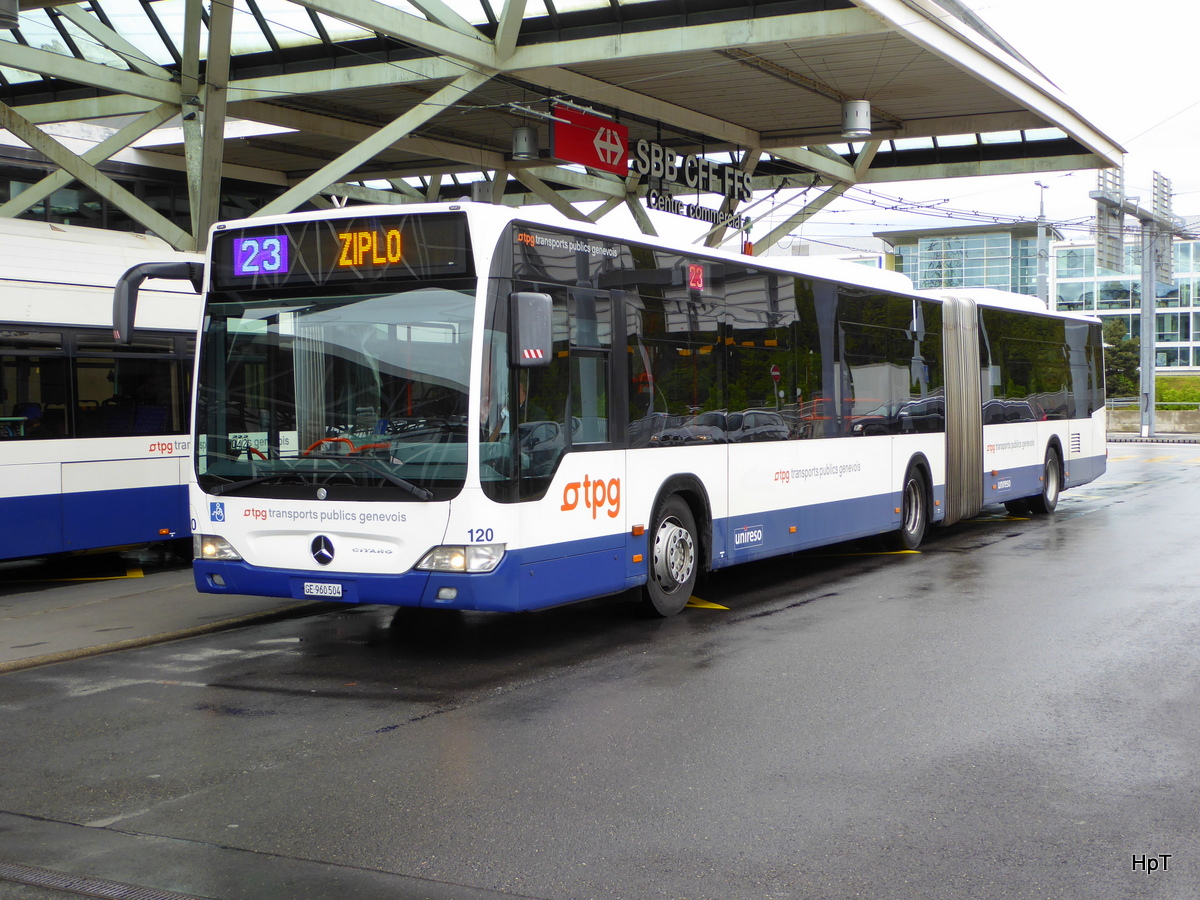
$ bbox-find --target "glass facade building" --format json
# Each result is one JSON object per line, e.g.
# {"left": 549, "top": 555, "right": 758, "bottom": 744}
{"left": 879, "top": 223, "right": 1200, "bottom": 373}
{"left": 881, "top": 223, "right": 1050, "bottom": 295}
{"left": 1053, "top": 240, "right": 1200, "bottom": 369}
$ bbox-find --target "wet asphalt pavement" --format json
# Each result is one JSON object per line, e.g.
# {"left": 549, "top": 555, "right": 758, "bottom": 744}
{"left": 0, "top": 443, "right": 1197, "bottom": 899}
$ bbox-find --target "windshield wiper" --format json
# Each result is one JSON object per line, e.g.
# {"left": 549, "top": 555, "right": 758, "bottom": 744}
{"left": 209, "top": 472, "right": 307, "bottom": 495}
{"left": 303, "top": 454, "right": 434, "bottom": 500}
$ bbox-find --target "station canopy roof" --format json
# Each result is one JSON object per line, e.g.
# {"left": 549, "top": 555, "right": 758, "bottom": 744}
{"left": 0, "top": 0, "right": 1124, "bottom": 250}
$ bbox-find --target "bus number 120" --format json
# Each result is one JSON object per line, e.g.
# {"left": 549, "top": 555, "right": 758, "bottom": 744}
{"left": 468, "top": 528, "right": 494, "bottom": 542}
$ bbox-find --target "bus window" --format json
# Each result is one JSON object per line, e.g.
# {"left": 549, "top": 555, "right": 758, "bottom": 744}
{"left": 838, "top": 292, "right": 945, "bottom": 436}
{"left": 570, "top": 353, "right": 608, "bottom": 444}
{"left": 724, "top": 269, "right": 794, "bottom": 439}
{"left": 2, "top": 356, "right": 69, "bottom": 439}
{"left": 624, "top": 249, "right": 723, "bottom": 430}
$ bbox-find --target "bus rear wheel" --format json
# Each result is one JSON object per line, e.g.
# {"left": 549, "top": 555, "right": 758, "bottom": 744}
{"left": 893, "top": 466, "right": 928, "bottom": 551}
{"left": 1029, "top": 447, "right": 1061, "bottom": 514}
{"left": 643, "top": 496, "right": 698, "bottom": 617}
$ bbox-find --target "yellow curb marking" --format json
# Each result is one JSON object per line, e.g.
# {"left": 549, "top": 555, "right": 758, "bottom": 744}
{"left": 9, "top": 566, "right": 145, "bottom": 584}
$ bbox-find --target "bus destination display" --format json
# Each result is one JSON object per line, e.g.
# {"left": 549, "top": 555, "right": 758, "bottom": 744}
{"left": 212, "top": 213, "right": 469, "bottom": 289}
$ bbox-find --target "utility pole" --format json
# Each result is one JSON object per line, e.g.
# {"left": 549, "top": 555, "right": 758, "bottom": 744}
{"left": 1035, "top": 181, "right": 1049, "bottom": 307}
{"left": 1090, "top": 170, "right": 1188, "bottom": 438}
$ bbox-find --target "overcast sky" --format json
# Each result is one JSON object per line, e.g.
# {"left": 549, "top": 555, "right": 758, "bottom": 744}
{"left": 754, "top": 0, "right": 1200, "bottom": 251}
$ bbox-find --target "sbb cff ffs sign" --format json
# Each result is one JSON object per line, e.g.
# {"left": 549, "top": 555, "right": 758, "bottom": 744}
{"left": 550, "top": 104, "right": 629, "bottom": 177}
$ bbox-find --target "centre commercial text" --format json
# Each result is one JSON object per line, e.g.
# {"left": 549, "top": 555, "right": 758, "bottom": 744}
{"left": 630, "top": 139, "right": 752, "bottom": 232}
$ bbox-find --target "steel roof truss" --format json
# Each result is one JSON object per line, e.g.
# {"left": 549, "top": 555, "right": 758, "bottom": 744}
{"left": 189, "top": 0, "right": 233, "bottom": 246}
{"left": 384, "top": 178, "right": 425, "bottom": 200}
{"left": 0, "top": 41, "right": 180, "bottom": 104}
{"left": 494, "top": 0, "right": 528, "bottom": 61}
{"left": 752, "top": 182, "right": 850, "bottom": 255}
{"left": 224, "top": 57, "right": 466, "bottom": 104}
{"left": 859, "top": 153, "right": 1108, "bottom": 184}
{"left": 16, "top": 95, "right": 159, "bottom": 126}
{"left": 0, "top": 100, "right": 193, "bottom": 249}
{"left": 56, "top": 5, "right": 174, "bottom": 81}
{"left": 231, "top": 100, "right": 508, "bottom": 171}
{"left": 515, "top": 67, "right": 757, "bottom": 150}
{"left": 253, "top": 68, "right": 493, "bottom": 218}
{"left": 321, "top": 182, "right": 412, "bottom": 205}
{"left": 405, "top": 0, "right": 481, "bottom": 37}
{"left": 768, "top": 146, "right": 857, "bottom": 185}
{"left": 586, "top": 194, "right": 623, "bottom": 223}
{"left": 0, "top": 101, "right": 177, "bottom": 219}
{"left": 523, "top": 164, "right": 624, "bottom": 199}
{"left": 504, "top": 8, "right": 888, "bottom": 69}
{"left": 702, "top": 149, "right": 761, "bottom": 248}
{"left": 512, "top": 170, "right": 590, "bottom": 222}
{"left": 289, "top": 0, "right": 497, "bottom": 69}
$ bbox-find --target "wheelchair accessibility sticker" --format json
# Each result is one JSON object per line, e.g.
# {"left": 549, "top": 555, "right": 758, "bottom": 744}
{"left": 210, "top": 501, "right": 226, "bottom": 523}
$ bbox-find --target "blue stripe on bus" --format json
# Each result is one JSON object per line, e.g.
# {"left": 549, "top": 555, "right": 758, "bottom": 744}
{"left": 193, "top": 455, "right": 1106, "bottom": 613}
{"left": 195, "top": 532, "right": 631, "bottom": 612}
{"left": 983, "top": 453, "right": 1107, "bottom": 505}
{"left": 0, "top": 485, "right": 187, "bottom": 559}
{"left": 0, "top": 494, "right": 65, "bottom": 559}
{"left": 1065, "top": 452, "right": 1106, "bottom": 488}
{"left": 719, "top": 492, "right": 899, "bottom": 566}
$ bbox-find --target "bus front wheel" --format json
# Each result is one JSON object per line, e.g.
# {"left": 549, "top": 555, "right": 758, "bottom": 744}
{"left": 643, "top": 496, "right": 698, "bottom": 617}
{"left": 1029, "top": 447, "right": 1062, "bottom": 515}
{"left": 894, "top": 466, "right": 928, "bottom": 551}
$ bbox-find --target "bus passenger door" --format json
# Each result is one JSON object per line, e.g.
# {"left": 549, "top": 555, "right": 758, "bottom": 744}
{"left": 513, "top": 286, "right": 626, "bottom": 608}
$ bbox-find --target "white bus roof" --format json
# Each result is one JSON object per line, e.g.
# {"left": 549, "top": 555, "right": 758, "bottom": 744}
{"left": 0, "top": 218, "right": 199, "bottom": 293}
{"left": 0, "top": 218, "right": 202, "bottom": 331}
{"left": 212, "top": 201, "right": 920, "bottom": 294}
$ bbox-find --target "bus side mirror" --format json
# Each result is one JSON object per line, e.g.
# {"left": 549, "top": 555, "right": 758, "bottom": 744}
{"left": 509, "top": 291, "right": 552, "bottom": 367}
{"left": 113, "top": 261, "right": 204, "bottom": 344}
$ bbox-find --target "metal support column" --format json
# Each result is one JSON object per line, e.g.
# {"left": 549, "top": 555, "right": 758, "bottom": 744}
{"left": 1139, "top": 223, "right": 1157, "bottom": 437}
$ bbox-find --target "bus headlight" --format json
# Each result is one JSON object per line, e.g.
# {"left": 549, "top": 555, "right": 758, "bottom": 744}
{"left": 416, "top": 544, "right": 505, "bottom": 573}
{"left": 194, "top": 534, "right": 242, "bottom": 561}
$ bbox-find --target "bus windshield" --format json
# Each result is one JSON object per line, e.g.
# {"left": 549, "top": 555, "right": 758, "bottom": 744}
{"left": 196, "top": 283, "right": 475, "bottom": 501}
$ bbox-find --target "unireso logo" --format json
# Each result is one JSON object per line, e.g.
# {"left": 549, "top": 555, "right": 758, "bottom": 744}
{"left": 734, "top": 525, "right": 764, "bottom": 547}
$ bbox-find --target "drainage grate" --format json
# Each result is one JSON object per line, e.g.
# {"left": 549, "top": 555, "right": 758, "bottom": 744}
{"left": 0, "top": 861, "right": 212, "bottom": 900}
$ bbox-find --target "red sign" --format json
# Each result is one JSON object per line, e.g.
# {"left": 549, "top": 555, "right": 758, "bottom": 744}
{"left": 550, "top": 104, "right": 629, "bottom": 176}
{"left": 770, "top": 365, "right": 781, "bottom": 383}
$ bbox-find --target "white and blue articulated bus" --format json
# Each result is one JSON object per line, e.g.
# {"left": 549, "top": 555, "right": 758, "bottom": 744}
{"left": 1, "top": 219, "right": 202, "bottom": 561}
{"left": 114, "top": 203, "right": 1106, "bottom": 615}
{"left": 1, "top": 218, "right": 202, "bottom": 561}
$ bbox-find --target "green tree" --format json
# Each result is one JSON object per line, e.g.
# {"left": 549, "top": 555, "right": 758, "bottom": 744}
{"left": 1103, "top": 318, "right": 1139, "bottom": 397}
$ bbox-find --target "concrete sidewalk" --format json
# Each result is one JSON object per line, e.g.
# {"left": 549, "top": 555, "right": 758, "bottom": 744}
{"left": 0, "top": 551, "right": 317, "bottom": 673}
{"left": 1107, "top": 431, "right": 1200, "bottom": 443}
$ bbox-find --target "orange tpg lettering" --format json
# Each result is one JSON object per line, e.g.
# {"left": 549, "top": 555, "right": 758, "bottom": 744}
{"left": 561, "top": 476, "right": 621, "bottom": 519}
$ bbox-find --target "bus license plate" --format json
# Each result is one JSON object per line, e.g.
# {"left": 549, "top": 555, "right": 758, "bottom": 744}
{"left": 304, "top": 582, "right": 342, "bottom": 598}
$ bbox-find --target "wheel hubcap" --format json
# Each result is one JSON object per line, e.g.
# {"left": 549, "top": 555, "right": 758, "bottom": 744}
{"left": 653, "top": 517, "right": 694, "bottom": 591}
{"left": 903, "top": 479, "right": 921, "bottom": 533}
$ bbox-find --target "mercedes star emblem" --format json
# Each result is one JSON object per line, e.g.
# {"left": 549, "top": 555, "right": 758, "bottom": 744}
{"left": 311, "top": 535, "right": 335, "bottom": 566}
